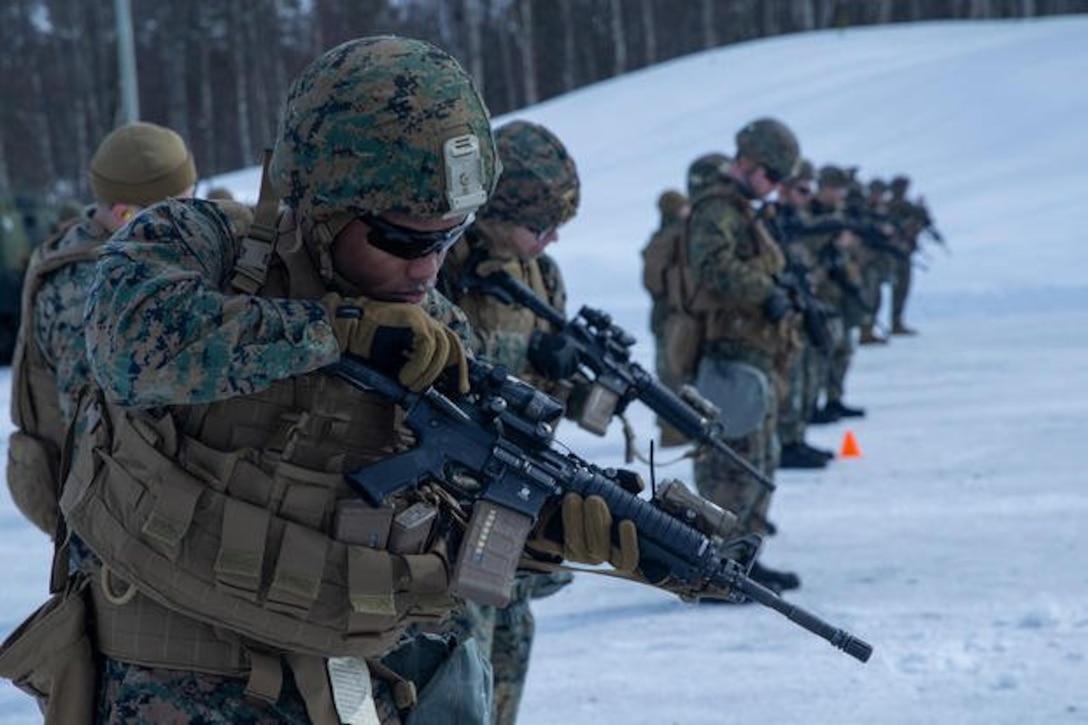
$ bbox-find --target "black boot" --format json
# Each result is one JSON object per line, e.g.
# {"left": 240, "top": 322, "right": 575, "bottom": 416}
{"left": 779, "top": 443, "right": 829, "bottom": 469}
{"left": 749, "top": 561, "right": 801, "bottom": 593}
{"left": 825, "top": 400, "right": 865, "bottom": 418}
{"left": 802, "top": 442, "right": 835, "bottom": 461}
{"left": 809, "top": 404, "right": 842, "bottom": 425}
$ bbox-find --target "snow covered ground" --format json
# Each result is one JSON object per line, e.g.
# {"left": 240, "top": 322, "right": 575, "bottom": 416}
{"left": 3, "top": 16, "right": 1087, "bottom": 725}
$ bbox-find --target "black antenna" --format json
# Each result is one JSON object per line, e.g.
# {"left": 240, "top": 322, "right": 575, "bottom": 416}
{"left": 649, "top": 439, "right": 657, "bottom": 498}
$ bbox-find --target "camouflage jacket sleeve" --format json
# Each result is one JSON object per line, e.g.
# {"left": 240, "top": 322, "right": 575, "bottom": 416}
{"left": 687, "top": 194, "right": 776, "bottom": 305}
{"left": 85, "top": 198, "right": 339, "bottom": 407}
{"left": 33, "top": 221, "right": 107, "bottom": 424}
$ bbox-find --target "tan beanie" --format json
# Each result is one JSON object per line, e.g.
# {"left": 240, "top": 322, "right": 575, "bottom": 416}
{"left": 89, "top": 122, "right": 197, "bottom": 206}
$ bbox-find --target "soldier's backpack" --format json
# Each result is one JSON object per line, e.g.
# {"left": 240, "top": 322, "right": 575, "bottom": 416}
{"left": 7, "top": 226, "right": 99, "bottom": 538}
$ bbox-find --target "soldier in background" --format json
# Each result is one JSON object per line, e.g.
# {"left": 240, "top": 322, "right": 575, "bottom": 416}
{"left": 680, "top": 118, "right": 803, "bottom": 593}
{"left": 763, "top": 159, "right": 835, "bottom": 469}
{"left": 437, "top": 119, "right": 581, "bottom": 725}
{"left": 806, "top": 165, "right": 868, "bottom": 424}
{"left": 6, "top": 121, "right": 197, "bottom": 539}
{"left": 886, "top": 174, "right": 923, "bottom": 335}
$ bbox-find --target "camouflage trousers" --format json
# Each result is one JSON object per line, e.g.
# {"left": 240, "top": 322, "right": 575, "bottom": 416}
{"left": 94, "top": 656, "right": 403, "bottom": 724}
{"left": 693, "top": 390, "right": 778, "bottom": 537}
{"left": 891, "top": 253, "right": 913, "bottom": 324}
{"left": 777, "top": 343, "right": 820, "bottom": 447}
{"left": 445, "top": 571, "right": 571, "bottom": 725}
{"left": 826, "top": 323, "right": 856, "bottom": 404}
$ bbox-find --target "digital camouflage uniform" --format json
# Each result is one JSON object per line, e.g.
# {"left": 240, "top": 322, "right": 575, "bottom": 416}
{"left": 437, "top": 119, "right": 579, "bottom": 725}
{"left": 805, "top": 169, "right": 869, "bottom": 411}
{"left": 31, "top": 210, "right": 109, "bottom": 427}
{"left": 687, "top": 177, "right": 798, "bottom": 534}
{"left": 886, "top": 176, "right": 925, "bottom": 333}
{"left": 677, "top": 120, "right": 802, "bottom": 545}
{"left": 63, "top": 38, "right": 504, "bottom": 725}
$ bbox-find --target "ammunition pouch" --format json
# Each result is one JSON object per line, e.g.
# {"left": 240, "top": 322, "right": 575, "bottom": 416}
{"left": 0, "top": 576, "right": 95, "bottom": 725}
{"left": 5, "top": 431, "right": 61, "bottom": 537}
{"left": 60, "top": 393, "right": 456, "bottom": 666}
{"left": 663, "top": 310, "right": 704, "bottom": 384}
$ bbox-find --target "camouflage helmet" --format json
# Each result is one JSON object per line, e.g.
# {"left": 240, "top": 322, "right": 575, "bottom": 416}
{"left": 734, "top": 118, "right": 800, "bottom": 181}
{"left": 788, "top": 158, "right": 815, "bottom": 184}
{"left": 817, "top": 164, "right": 850, "bottom": 189}
{"left": 686, "top": 152, "right": 730, "bottom": 197}
{"left": 269, "top": 36, "right": 500, "bottom": 222}
{"left": 890, "top": 175, "right": 910, "bottom": 192}
{"left": 479, "top": 120, "right": 579, "bottom": 232}
{"left": 868, "top": 178, "right": 888, "bottom": 195}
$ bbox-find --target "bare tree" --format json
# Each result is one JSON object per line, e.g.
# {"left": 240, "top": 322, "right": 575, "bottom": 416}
{"left": 640, "top": 0, "right": 657, "bottom": 65}
{"left": 514, "top": 0, "right": 539, "bottom": 105}
{"left": 609, "top": 0, "right": 627, "bottom": 75}
{"left": 699, "top": 0, "right": 718, "bottom": 48}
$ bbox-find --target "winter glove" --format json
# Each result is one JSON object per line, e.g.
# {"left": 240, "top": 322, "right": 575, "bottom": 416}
{"left": 762, "top": 287, "right": 793, "bottom": 324}
{"left": 527, "top": 330, "right": 580, "bottom": 380}
{"left": 323, "top": 292, "right": 469, "bottom": 394}
{"left": 528, "top": 492, "right": 640, "bottom": 573}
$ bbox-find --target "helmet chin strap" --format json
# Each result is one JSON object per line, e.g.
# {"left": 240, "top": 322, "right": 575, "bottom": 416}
{"left": 306, "top": 212, "right": 362, "bottom": 294}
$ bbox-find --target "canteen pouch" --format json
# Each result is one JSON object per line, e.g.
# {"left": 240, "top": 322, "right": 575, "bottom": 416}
{"left": 0, "top": 576, "right": 95, "bottom": 725}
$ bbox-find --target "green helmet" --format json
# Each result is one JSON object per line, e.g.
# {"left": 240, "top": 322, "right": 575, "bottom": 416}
{"left": 818, "top": 164, "right": 850, "bottom": 189}
{"left": 479, "top": 120, "right": 580, "bottom": 232}
{"left": 890, "top": 175, "right": 910, "bottom": 192}
{"left": 269, "top": 36, "right": 500, "bottom": 222}
{"left": 686, "top": 152, "right": 730, "bottom": 197}
{"left": 788, "top": 158, "right": 815, "bottom": 184}
{"left": 734, "top": 118, "right": 800, "bottom": 181}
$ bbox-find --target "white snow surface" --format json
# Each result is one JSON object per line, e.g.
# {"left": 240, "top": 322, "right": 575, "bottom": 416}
{"left": 4, "top": 17, "right": 1088, "bottom": 725}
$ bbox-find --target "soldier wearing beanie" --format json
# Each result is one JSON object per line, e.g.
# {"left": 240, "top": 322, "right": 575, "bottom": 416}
{"left": 6, "top": 121, "right": 196, "bottom": 541}
{"left": 437, "top": 119, "right": 581, "bottom": 725}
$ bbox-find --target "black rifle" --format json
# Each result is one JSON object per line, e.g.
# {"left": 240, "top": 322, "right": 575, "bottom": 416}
{"left": 817, "top": 244, "right": 875, "bottom": 314}
{"left": 459, "top": 266, "right": 776, "bottom": 496}
{"left": 333, "top": 353, "right": 873, "bottom": 663}
{"left": 776, "top": 254, "right": 835, "bottom": 355}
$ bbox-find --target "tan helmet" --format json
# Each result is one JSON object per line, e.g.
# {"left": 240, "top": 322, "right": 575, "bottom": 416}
{"left": 89, "top": 122, "right": 196, "bottom": 206}
{"left": 734, "top": 118, "right": 800, "bottom": 181}
{"left": 479, "top": 120, "right": 580, "bottom": 232}
{"left": 269, "top": 36, "right": 501, "bottom": 223}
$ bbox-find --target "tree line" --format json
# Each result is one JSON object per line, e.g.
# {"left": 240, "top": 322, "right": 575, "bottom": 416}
{"left": 0, "top": 0, "right": 1081, "bottom": 202}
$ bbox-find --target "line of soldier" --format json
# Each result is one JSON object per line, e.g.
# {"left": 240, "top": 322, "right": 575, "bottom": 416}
{"left": 639, "top": 120, "right": 944, "bottom": 611}
{"left": 0, "top": 38, "right": 884, "bottom": 724}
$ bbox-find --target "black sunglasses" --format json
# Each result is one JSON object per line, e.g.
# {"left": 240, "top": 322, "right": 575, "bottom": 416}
{"left": 361, "top": 213, "right": 474, "bottom": 260}
{"left": 762, "top": 165, "right": 784, "bottom": 184}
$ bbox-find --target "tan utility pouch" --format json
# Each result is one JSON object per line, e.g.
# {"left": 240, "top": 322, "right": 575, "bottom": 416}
{"left": 5, "top": 431, "right": 60, "bottom": 537}
{"left": 0, "top": 576, "right": 95, "bottom": 725}
{"left": 663, "top": 311, "right": 703, "bottom": 383}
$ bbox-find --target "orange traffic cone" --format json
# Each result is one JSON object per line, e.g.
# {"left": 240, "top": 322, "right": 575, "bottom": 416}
{"left": 840, "top": 430, "right": 863, "bottom": 458}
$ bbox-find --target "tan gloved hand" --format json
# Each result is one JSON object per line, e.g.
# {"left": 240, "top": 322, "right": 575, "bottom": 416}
{"left": 323, "top": 292, "right": 469, "bottom": 393}
{"left": 529, "top": 492, "right": 640, "bottom": 574}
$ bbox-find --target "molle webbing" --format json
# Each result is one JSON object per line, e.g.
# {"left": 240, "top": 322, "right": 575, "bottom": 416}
{"left": 61, "top": 390, "right": 456, "bottom": 664}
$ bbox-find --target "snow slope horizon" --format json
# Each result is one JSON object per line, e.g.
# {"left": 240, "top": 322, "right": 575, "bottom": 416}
{"left": 4, "top": 17, "right": 1087, "bottom": 724}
